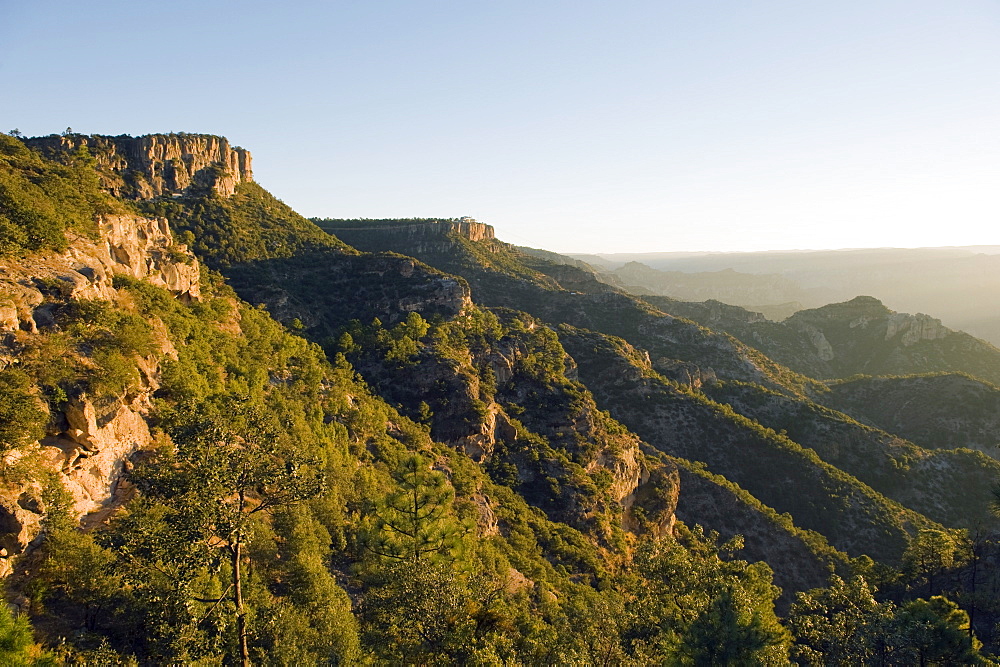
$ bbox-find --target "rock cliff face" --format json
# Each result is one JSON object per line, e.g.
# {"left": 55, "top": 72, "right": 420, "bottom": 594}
{"left": 0, "top": 214, "right": 200, "bottom": 575}
{"left": 317, "top": 218, "right": 495, "bottom": 255}
{"left": 24, "top": 133, "right": 252, "bottom": 199}
{"left": 0, "top": 214, "right": 199, "bottom": 334}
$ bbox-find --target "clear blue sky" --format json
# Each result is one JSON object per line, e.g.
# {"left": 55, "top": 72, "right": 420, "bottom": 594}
{"left": 3, "top": 1, "right": 998, "bottom": 253}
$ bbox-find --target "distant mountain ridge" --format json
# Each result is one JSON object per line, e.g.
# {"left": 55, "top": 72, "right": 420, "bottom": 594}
{"left": 573, "top": 247, "right": 1000, "bottom": 346}
{"left": 647, "top": 294, "right": 1000, "bottom": 386}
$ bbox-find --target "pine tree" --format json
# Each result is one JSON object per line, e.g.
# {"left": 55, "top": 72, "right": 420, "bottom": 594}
{"left": 364, "top": 452, "right": 467, "bottom": 563}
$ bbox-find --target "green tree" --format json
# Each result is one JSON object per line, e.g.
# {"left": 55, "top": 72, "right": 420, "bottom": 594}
{"left": 0, "top": 604, "right": 47, "bottom": 666}
{"left": 621, "top": 528, "right": 790, "bottom": 662}
{"left": 364, "top": 452, "right": 467, "bottom": 563}
{"left": 118, "top": 400, "right": 325, "bottom": 666}
{"left": 35, "top": 529, "right": 121, "bottom": 632}
{"left": 903, "top": 529, "right": 969, "bottom": 597}
{"left": 892, "top": 596, "right": 981, "bottom": 666}
{"left": 0, "top": 369, "right": 47, "bottom": 452}
{"left": 679, "top": 588, "right": 789, "bottom": 666}
{"left": 788, "top": 575, "right": 896, "bottom": 665}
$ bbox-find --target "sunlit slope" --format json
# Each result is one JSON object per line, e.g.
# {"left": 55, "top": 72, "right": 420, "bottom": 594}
{"left": 703, "top": 380, "right": 1000, "bottom": 529}
{"left": 316, "top": 220, "right": 821, "bottom": 397}
{"left": 643, "top": 294, "right": 1000, "bottom": 386}
{"left": 556, "top": 325, "right": 939, "bottom": 564}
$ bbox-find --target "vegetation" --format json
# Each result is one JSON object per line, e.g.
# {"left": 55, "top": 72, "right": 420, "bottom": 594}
{"left": 0, "top": 133, "right": 125, "bottom": 256}
{"left": 4, "top": 135, "right": 1000, "bottom": 662}
{"left": 140, "top": 181, "right": 350, "bottom": 267}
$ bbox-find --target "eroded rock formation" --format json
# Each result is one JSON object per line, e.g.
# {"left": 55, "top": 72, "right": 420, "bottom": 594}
{"left": 0, "top": 213, "right": 199, "bottom": 575}
{"left": 24, "top": 133, "right": 252, "bottom": 199}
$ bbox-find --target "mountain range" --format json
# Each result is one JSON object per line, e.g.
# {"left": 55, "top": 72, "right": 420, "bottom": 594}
{"left": 0, "top": 131, "right": 996, "bottom": 663}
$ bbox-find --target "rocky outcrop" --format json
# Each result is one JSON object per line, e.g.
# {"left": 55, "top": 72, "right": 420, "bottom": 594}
{"left": 0, "top": 214, "right": 199, "bottom": 333}
{"left": 24, "top": 133, "right": 252, "bottom": 199}
{"left": 317, "top": 218, "right": 495, "bottom": 255}
{"left": 0, "top": 214, "right": 198, "bottom": 575}
{"left": 39, "top": 390, "right": 152, "bottom": 519}
{"left": 452, "top": 404, "right": 517, "bottom": 463}
{"left": 885, "top": 312, "right": 950, "bottom": 346}
{"left": 622, "top": 459, "right": 680, "bottom": 538}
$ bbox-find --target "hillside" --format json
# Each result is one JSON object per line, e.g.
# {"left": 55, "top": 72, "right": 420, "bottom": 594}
{"left": 1, "top": 133, "right": 996, "bottom": 663}
{"left": 644, "top": 294, "right": 1000, "bottom": 386}
{"left": 582, "top": 247, "right": 1000, "bottom": 347}
{"left": 823, "top": 373, "right": 1000, "bottom": 453}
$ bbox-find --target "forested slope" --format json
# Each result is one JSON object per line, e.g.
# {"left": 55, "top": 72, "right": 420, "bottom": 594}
{"left": 0, "top": 134, "right": 994, "bottom": 663}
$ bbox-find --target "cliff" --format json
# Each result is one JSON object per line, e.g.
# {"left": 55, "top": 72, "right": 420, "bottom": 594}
{"left": 0, "top": 212, "right": 199, "bottom": 575}
{"left": 315, "top": 217, "right": 495, "bottom": 254}
{"left": 24, "top": 133, "right": 252, "bottom": 199}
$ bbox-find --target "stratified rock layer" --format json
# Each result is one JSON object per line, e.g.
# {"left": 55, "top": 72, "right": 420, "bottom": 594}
{"left": 24, "top": 133, "right": 252, "bottom": 199}
{"left": 318, "top": 218, "right": 495, "bottom": 255}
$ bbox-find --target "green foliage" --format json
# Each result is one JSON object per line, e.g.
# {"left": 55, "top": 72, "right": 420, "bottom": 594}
{"left": 619, "top": 528, "right": 790, "bottom": 662}
{"left": 12, "top": 139, "right": 996, "bottom": 664}
{"left": 679, "top": 588, "right": 790, "bottom": 665}
{"left": 789, "top": 575, "right": 896, "bottom": 664}
{"left": 0, "top": 604, "right": 46, "bottom": 666}
{"left": 362, "top": 452, "right": 468, "bottom": 563}
{"left": 0, "top": 135, "right": 123, "bottom": 256}
{"left": 139, "top": 182, "right": 348, "bottom": 267}
{"left": 0, "top": 369, "right": 47, "bottom": 452}
{"left": 893, "top": 596, "right": 982, "bottom": 665}
{"left": 34, "top": 528, "right": 121, "bottom": 632}
{"left": 259, "top": 507, "right": 361, "bottom": 664}
{"left": 903, "top": 528, "right": 972, "bottom": 597}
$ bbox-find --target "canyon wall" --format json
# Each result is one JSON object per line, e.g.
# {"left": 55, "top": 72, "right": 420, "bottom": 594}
{"left": 24, "top": 133, "right": 252, "bottom": 199}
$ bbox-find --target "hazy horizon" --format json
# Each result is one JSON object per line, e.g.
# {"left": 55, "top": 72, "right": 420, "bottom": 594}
{"left": 564, "top": 244, "right": 1000, "bottom": 258}
{"left": 4, "top": 1, "right": 998, "bottom": 254}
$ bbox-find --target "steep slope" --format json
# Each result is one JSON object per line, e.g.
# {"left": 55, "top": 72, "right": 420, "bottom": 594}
{"left": 327, "top": 307, "right": 680, "bottom": 541}
{"left": 3, "top": 137, "right": 706, "bottom": 663}
{"left": 24, "top": 133, "right": 253, "bottom": 200}
{"left": 317, "top": 218, "right": 820, "bottom": 396}
{"left": 645, "top": 294, "right": 1000, "bottom": 385}
{"left": 12, "top": 132, "right": 995, "bottom": 662}
{"left": 556, "top": 326, "right": 938, "bottom": 563}
{"left": 823, "top": 373, "right": 1000, "bottom": 454}
{"left": 703, "top": 381, "right": 1000, "bottom": 529}
{"left": 667, "top": 456, "right": 845, "bottom": 604}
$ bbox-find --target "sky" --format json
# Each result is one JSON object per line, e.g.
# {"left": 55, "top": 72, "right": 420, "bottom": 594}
{"left": 2, "top": 0, "right": 998, "bottom": 253}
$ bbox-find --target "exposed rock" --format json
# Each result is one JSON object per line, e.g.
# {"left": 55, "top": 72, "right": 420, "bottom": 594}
{"left": 473, "top": 491, "right": 500, "bottom": 537}
{"left": 590, "top": 443, "right": 646, "bottom": 508}
{"left": 321, "top": 217, "right": 495, "bottom": 255}
{"left": 24, "top": 133, "right": 252, "bottom": 200}
{"left": 43, "top": 391, "right": 152, "bottom": 518}
{"left": 652, "top": 358, "right": 718, "bottom": 389}
{"left": 453, "top": 404, "right": 517, "bottom": 463}
{"left": 0, "top": 494, "right": 42, "bottom": 578}
{"left": 805, "top": 327, "right": 835, "bottom": 361}
{"left": 0, "top": 213, "right": 199, "bottom": 333}
{"left": 0, "top": 213, "right": 196, "bottom": 573}
{"left": 885, "top": 312, "right": 950, "bottom": 346}
{"left": 622, "top": 459, "right": 680, "bottom": 538}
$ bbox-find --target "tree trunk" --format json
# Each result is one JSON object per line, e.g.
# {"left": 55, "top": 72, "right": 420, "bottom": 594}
{"left": 234, "top": 540, "right": 250, "bottom": 667}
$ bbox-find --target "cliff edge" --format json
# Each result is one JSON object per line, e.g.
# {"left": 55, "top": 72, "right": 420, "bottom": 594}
{"left": 24, "top": 133, "right": 252, "bottom": 199}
